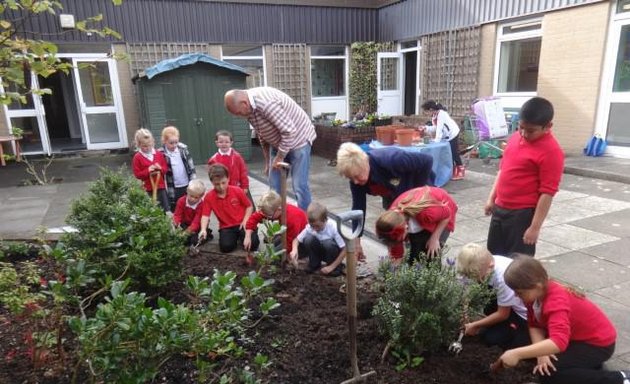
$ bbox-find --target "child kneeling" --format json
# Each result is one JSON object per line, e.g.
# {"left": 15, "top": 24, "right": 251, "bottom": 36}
{"left": 172, "top": 179, "right": 205, "bottom": 246}
{"left": 292, "top": 202, "right": 345, "bottom": 276}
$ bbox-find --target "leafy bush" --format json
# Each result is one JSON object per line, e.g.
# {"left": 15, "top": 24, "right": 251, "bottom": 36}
{"left": 373, "top": 259, "right": 492, "bottom": 359}
{"left": 0, "top": 261, "right": 44, "bottom": 314}
{"left": 71, "top": 270, "right": 278, "bottom": 383}
{"left": 62, "top": 168, "right": 185, "bottom": 289}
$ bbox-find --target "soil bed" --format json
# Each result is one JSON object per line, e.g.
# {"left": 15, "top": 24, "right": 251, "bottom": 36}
{"left": 0, "top": 245, "right": 537, "bottom": 383}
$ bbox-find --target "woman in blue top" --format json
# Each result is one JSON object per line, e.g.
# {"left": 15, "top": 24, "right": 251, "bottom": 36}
{"left": 421, "top": 100, "right": 464, "bottom": 180}
{"left": 336, "top": 142, "right": 434, "bottom": 260}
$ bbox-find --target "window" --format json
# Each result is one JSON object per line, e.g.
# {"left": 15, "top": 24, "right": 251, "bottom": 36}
{"left": 222, "top": 45, "right": 266, "bottom": 88}
{"left": 495, "top": 20, "right": 542, "bottom": 94}
{"left": 310, "top": 45, "right": 346, "bottom": 97}
{"left": 618, "top": 0, "right": 630, "bottom": 13}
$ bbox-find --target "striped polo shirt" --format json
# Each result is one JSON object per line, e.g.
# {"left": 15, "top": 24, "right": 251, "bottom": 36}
{"left": 246, "top": 87, "right": 317, "bottom": 155}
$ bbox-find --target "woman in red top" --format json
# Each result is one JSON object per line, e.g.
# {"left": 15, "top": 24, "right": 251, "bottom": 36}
{"left": 375, "top": 186, "right": 457, "bottom": 265}
{"left": 497, "top": 256, "right": 629, "bottom": 384}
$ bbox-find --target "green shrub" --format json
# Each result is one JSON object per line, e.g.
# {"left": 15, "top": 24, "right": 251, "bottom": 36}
{"left": 63, "top": 168, "right": 185, "bottom": 289}
{"left": 373, "top": 260, "right": 492, "bottom": 359}
{"left": 70, "top": 270, "right": 278, "bottom": 384}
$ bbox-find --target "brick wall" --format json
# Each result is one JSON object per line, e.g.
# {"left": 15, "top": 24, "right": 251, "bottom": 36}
{"left": 537, "top": 2, "right": 610, "bottom": 154}
{"left": 477, "top": 23, "right": 496, "bottom": 99}
{"left": 312, "top": 124, "right": 377, "bottom": 160}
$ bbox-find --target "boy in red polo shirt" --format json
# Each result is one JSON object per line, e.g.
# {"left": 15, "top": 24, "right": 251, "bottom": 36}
{"left": 199, "top": 164, "right": 259, "bottom": 253}
{"left": 484, "top": 97, "right": 564, "bottom": 257}
{"left": 173, "top": 179, "right": 206, "bottom": 246}
{"left": 243, "top": 190, "right": 307, "bottom": 262}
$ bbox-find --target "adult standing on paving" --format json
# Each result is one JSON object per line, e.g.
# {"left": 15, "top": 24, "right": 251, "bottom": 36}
{"left": 484, "top": 97, "right": 564, "bottom": 256}
{"left": 224, "top": 87, "right": 316, "bottom": 211}
{"left": 336, "top": 142, "right": 434, "bottom": 260}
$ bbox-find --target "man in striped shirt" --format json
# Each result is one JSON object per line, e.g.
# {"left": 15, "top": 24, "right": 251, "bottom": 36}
{"left": 224, "top": 87, "right": 317, "bottom": 211}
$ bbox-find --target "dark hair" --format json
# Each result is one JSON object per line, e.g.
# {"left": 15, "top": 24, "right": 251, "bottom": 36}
{"left": 208, "top": 163, "right": 229, "bottom": 181}
{"left": 421, "top": 100, "right": 446, "bottom": 111}
{"left": 503, "top": 255, "right": 548, "bottom": 291}
{"left": 215, "top": 130, "right": 233, "bottom": 141}
{"left": 520, "top": 97, "right": 554, "bottom": 126}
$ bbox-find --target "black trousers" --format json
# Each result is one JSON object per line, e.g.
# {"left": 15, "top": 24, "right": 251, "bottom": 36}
{"left": 300, "top": 235, "right": 342, "bottom": 272}
{"left": 486, "top": 205, "right": 536, "bottom": 257}
{"left": 449, "top": 133, "right": 463, "bottom": 167}
{"left": 406, "top": 229, "right": 450, "bottom": 265}
{"left": 538, "top": 342, "right": 622, "bottom": 384}
{"left": 219, "top": 225, "right": 259, "bottom": 253}
{"left": 480, "top": 309, "right": 530, "bottom": 350}
{"left": 147, "top": 189, "right": 171, "bottom": 213}
{"left": 180, "top": 222, "right": 199, "bottom": 246}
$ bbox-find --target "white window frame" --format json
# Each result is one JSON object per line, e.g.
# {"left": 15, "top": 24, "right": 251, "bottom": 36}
{"left": 595, "top": 2, "right": 630, "bottom": 156}
{"left": 399, "top": 40, "right": 421, "bottom": 115}
{"left": 309, "top": 46, "right": 349, "bottom": 120}
{"left": 493, "top": 18, "right": 542, "bottom": 109}
{"left": 221, "top": 46, "right": 267, "bottom": 87}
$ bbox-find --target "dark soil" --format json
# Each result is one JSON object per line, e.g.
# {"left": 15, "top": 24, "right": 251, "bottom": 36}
{"left": 0, "top": 245, "right": 538, "bottom": 383}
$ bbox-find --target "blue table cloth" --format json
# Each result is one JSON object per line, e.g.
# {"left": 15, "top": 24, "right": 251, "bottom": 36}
{"left": 366, "top": 140, "right": 453, "bottom": 187}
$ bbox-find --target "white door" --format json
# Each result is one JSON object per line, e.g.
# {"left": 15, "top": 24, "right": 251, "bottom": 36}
{"left": 2, "top": 73, "right": 50, "bottom": 154}
{"left": 377, "top": 52, "right": 402, "bottom": 116}
{"left": 72, "top": 58, "right": 127, "bottom": 150}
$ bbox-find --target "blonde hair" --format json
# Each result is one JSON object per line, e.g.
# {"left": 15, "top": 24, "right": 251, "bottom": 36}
{"left": 258, "top": 190, "right": 281, "bottom": 217}
{"left": 161, "top": 126, "right": 180, "bottom": 143}
{"left": 134, "top": 128, "right": 154, "bottom": 148}
{"left": 187, "top": 179, "right": 206, "bottom": 196}
{"left": 307, "top": 201, "right": 328, "bottom": 223}
{"left": 336, "top": 142, "right": 368, "bottom": 178}
{"left": 375, "top": 187, "right": 442, "bottom": 241}
{"left": 456, "top": 243, "right": 493, "bottom": 281}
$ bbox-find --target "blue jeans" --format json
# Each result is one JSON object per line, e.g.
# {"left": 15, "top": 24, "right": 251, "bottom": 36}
{"left": 269, "top": 144, "right": 312, "bottom": 211}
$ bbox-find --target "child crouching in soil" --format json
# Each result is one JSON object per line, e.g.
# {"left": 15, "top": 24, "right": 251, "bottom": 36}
{"left": 172, "top": 179, "right": 205, "bottom": 247}
{"left": 244, "top": 190, "right": 307, "bottom": 265}
{"left": 456, "top": 243, "right": 529, "bottom": 350}
{"left": 291, "top": 202, "right": 345, "bottom": 276}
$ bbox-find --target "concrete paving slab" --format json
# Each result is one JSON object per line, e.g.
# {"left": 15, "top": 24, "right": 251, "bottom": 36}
{"left": 580, "top": 238, "right": 630, "bottom": 266}
{"left": 450, "top": 217, "right": 491, "bottom": 244}
{"left": 543, "top": 252, "right": 630, "bottom": 291}
{"left": 589, "top": 293, "right": 630, "bottom": 357}
{"left": 569, "top": 209, "right": 630, "bottom": 238}
{"left": 595, "top": 281, "right": 630, "bottom": 307}
{"left": 539, "top": 223, "right": 619, "bottom": 250}
{"left": 534, "top": 240, "right": 572, "bottom": 259}
{"left": 547, "top": 203, "right": 606, "bottom": 224}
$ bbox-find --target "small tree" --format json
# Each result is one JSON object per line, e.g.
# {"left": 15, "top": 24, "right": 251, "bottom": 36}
{"left": 0, "top": 0, "right": 123, "bottom": 106}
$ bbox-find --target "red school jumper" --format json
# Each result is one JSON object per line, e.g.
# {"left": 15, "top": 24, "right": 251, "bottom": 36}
{"left": 173, "top": 195, "right": 203, "bottom": 233}
{"left": 132, "top": 150, "right": 168, "bottom": 191}
{"left": 207, "top": 149, "right": 250, "bottom": 190}
{"left": 201, "top": 186, "right": 251, "bottom": 229}
{"left": 245, "top": 204, "right": 307, "bottom": 253}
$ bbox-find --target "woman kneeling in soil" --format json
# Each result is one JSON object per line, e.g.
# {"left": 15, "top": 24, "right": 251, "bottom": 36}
{"left": 375, "top": 186, "right": 456, "bottom": 265}
{"left": 496, "top": 255, "right": 630, "bottom": 384}
{"left": 457, "top": 243, "right": 530, "bottom": 350}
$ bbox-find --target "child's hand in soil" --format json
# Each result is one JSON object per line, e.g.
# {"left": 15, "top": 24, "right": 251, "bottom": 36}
{"left": 320, "top": 265, "right": 334, "bottom": 275}
{"left": 498, "top": 349, "right": 521, "bottom": 368}
{"left": 464, "top": 322, "right": 480, "bottom": 336}
{"left": 533, "top": 355, "right": 557, "bottom": 376}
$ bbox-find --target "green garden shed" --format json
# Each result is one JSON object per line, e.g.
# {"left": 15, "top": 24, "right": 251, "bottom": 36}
{"left": 136, "top": 53, "right": 251, "bottom": 164}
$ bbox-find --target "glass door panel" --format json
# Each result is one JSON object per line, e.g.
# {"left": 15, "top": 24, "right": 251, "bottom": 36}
{"left": 72, "top": 58, "right": 123, "bottom": 149}
{"left": 377, "top": 52, "right": 402, "bottom": 116}
{"left": 10, "top": 116, "right": 43, "bottom": 152}
{"left": 613, "top": 25, "right": 630, "bottom": 92}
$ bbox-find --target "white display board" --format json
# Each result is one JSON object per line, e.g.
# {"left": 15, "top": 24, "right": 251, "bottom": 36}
{"left": 474, "top": 98, "right": 509, "bottom": 139}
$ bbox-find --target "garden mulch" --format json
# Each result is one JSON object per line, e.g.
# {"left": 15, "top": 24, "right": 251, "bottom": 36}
{"left": 0, "top": 243, "right": 537, "bottom": 384}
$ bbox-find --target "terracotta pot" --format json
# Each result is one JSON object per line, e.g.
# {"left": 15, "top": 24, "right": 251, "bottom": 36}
{"left": 375, "top": 126, "right": 398, "bottom": 145}
{"left": 396, "top": 129, "right": 414, "bottom": 146}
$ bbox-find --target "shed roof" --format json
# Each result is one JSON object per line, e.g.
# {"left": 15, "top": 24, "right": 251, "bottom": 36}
{"left": 141, "top": 53, "right": 249, "bottom": 79}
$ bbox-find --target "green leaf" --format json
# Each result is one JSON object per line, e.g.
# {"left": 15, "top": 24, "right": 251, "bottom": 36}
{"left": 0, "top": 20, "right": 11, "bottom": 29}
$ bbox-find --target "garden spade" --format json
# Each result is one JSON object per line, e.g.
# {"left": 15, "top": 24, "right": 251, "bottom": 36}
{"left": 149, "top": 171, "right": 161, "bottom": 203}
{"left": 278, "top": 161, "right": 290, "bottom": 267}
{"left": 336, "top": 210, "right": 376, "bottom": 384}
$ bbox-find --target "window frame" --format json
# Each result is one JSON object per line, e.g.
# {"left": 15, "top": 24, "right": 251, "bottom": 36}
{"left": 493, "top": 18, "right": 542, "bottom": 107}
{"left": 221, "top": 45, "right": 267, "bottom": 87}
{"left": 310, "top": 45, "right": 348, "bottom": 99}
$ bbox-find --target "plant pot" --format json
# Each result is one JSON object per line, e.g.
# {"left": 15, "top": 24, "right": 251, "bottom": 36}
{"left": 375, "top": 126, "right": 397, "bottom": 145}
{"left": 396, "top": 129, "right": 414, "bottom": 146}
{"left": 374, "top": 117, "right": 393, "bottom": 126}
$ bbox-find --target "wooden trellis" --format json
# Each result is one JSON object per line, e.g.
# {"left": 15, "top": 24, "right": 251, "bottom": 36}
{"left": 126, "top": 43, "right": 216, "bottom": 76}
{"left": 421, "top": 27, "right": 480, "bottom": 120}
{"left": 271, "top": 44, "right": 310, "bottom": 114}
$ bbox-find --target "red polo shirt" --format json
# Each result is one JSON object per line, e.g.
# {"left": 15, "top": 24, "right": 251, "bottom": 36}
{"left": 201, "top": 186, "right": 251, "bottom": 229}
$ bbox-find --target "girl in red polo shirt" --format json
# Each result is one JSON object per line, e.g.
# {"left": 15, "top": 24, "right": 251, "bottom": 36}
{"left": 496, "top": 256, "right": 629, "bottom": 384}
{"left": 131, "top": 128, "right": 170, "bottom": 213}
{"left": 375, "top": 186, "right": 457, "bottom": 265}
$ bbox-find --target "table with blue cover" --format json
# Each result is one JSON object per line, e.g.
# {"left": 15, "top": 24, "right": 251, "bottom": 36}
{"left": 365, "top": 140, "right": 453, "bottom": 187}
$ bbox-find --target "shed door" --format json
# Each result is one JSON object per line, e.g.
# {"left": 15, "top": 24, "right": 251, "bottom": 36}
{"left": 72, "top": 58, "right": 126, "bottom": 150}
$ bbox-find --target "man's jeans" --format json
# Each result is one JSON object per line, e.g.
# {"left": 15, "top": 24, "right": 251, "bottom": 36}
{"left": 269, "top": 144, "right": 312, "bottom": 211}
